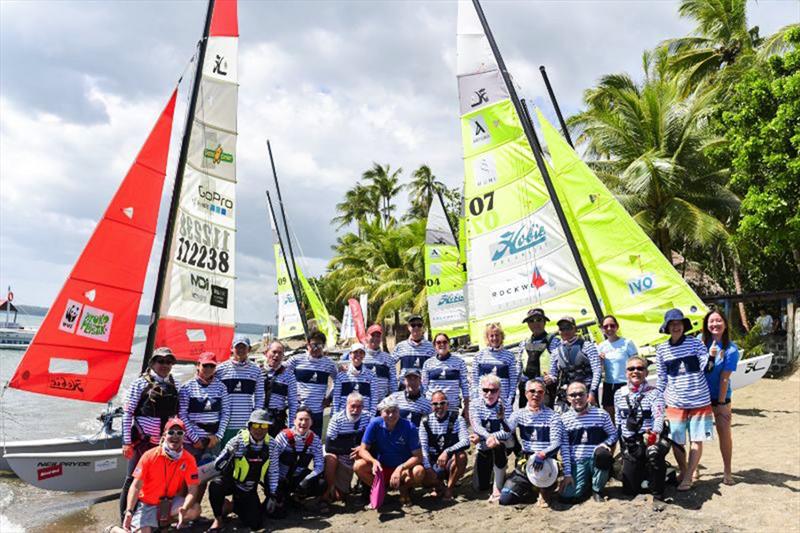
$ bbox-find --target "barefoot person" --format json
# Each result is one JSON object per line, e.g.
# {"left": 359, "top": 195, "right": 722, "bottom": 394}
{"left": 323, "top": 392, "right": 371, "bottom": 507}
{"left": 416, "top": 391, "right": 469, "bottom": 500}
{"left": 354, "top": 397, "right": 424, "bottom": 509}
{"left": 702, "top": 310, "right": 740, "bottom": 485}
{"left": 655, "top": 308, "right": 713, "bottom": 491}
{"left": 500, "top": 378, "right": 564, "bottom": 508}
{"left": 469, "top": 374, "right": 512, "bottom": 503}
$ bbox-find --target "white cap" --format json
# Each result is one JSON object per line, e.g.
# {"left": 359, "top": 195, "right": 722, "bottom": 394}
{"left": 349, "top": 342, "right": 365, "bottom": 353}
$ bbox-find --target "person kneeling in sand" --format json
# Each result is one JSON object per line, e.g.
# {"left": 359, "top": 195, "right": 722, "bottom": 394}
{"left": 416, "top": 391, "right": 469, "bottom": 500}
{"left": 469, "top": 374, "right": 513, "bottom": 503}
{"left": 354, "top": 397, "right": 424, "bottom": 509}
{"left": 322, "top": 392, "right": 371, "bottom": 508}
{"left": 114, "top": 418, "right": 201, "bottom": 533}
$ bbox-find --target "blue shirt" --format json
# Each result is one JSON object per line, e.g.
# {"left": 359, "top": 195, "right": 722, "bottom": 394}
{"left": 362, "top": 417, "right": 421, "bottom": 468}
{"left": 705, "top": 340, "right": 740, "bottom": 402}
{"left": 598, "top": 337, "right": 638, "bottom": 384}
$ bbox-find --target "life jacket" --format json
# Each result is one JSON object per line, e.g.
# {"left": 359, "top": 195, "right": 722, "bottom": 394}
{"left": 134, "top": 374, "right": 179, "bottom": 421}
{"left": 264, "top": 366, "right": 288, "bottom": 409}
{"left": 523, "top": 332, "right": 556, "bottom": 378}
{"left": 423, "top": 412, "right": 459, "bottom": 458}
{"left": 232, "top": 429, "right": 271, "bottom": 485}
{"left": 619, "top": 391, "right": 652, "bottom": 434}
{"left": 555, "top": 338, "right": 592, "bottom": 386}
{"left": 279, "top": 428, "right": 315, "bottom": 478}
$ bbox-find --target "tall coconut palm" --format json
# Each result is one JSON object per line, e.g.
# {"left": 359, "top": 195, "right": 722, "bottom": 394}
{"left": 568, "top": 50, "right": 740, "bottom": 259}
{"left": 405, "top": 164, "right": 446, "bottom": 221}
{"left": 362, "top": 162, "right": 403, "bottom": 228}
{"left": 331, "top": 183, "right": 380, "bottom": 237}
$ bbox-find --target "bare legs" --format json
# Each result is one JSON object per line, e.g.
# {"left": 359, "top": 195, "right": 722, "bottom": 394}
{"left": 713, "top": 404, "right": 734, "bottom": 484}
{"left": 674, "top": 442, "right": 703, "bottom": 490}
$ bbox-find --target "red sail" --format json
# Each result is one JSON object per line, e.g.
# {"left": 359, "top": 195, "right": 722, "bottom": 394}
{"left": 9, "top": 91, "right": 178, "bottom": 403}
{"left": 210, "top": 0, "right": 238, "bottom": 37}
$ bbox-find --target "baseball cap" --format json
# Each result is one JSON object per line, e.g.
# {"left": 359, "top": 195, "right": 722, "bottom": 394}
{"left": 406, "top": 314, "right": 424, "bottom": 324}
{"left": 404, "top": 368, "right": 422, "bottom": 378}
{"left": 164, "top": 417, "right": 185, "bottom": 433}
{"left": 366, "top": 324, "right": 383, "bottom": 336}
{"left": 197, "top": 352, "right": 217, "bottom": 365}
{"left": 232, "top": 335, "right": 251, "bottom": 348}
{"left": 151, "top": 346, "right": 176, "bottom": 363}
{"left": 350, "top": 342, "right": 366, "bottom": 353}
{"left": 522, "top": 308, "right": 549, "bottom": 323}
{"left": 556, "top": 316, "right": 576, "bottom": 327}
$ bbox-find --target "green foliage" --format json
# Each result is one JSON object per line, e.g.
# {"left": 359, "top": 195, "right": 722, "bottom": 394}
{"left": 730, "top": 323, "right": 766, "bottom": 358}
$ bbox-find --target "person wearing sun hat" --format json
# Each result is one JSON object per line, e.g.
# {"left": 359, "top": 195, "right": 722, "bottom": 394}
{"left": 655, "top": 308, "right": 712, "bottom": 492}
{"left": 519, "top": 308, "right": 561, "bottom": 408}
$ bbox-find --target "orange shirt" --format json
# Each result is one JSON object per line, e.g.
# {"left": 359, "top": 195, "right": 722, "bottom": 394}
{"left": 133, "top": 446, "right": 198, "bottom": 505}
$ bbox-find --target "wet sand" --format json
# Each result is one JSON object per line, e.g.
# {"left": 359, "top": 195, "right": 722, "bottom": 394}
{"left": 35, "top": 370, "right": 800, "bottom": 532}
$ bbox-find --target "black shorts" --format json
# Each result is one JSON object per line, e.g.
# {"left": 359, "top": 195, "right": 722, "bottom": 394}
{"left": 602, "top": 382, "right": 625, "bottom": 407}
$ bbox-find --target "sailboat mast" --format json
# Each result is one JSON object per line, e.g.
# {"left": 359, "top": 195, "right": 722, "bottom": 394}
{"left": 469, "top": 0, "right": 604, "bottom": 325}
{"left": 142, "top": 0, "right": 216, "bottom": 372}
{"left": 539, "top": 65, "right": 574, "bottom": 148}
{"left": 266, "top": 190, "right": 309, "bottom": 337}
{"left": 267, "top": 141, "right": 309, "bottom": 336}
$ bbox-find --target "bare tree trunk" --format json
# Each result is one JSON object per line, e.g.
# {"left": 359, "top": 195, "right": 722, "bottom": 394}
{"left": 793, "top": 248, "right": 800, "bottom": 276}
{"left": 732, "top": 260, "right": 750, "bottom": 331}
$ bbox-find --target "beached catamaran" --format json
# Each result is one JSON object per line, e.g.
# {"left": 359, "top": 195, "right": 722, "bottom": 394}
{"left": 3, "top": 0, "right": 240, "bottom": 491}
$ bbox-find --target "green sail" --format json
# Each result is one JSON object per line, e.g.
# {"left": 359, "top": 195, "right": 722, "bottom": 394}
{"left": 537, "top": 111, "right": 707, "bottom": 345}
{"left": 273, "top": 243, "right": 303, "bottom": 339}
{"left": 297, "top": 266, "right": 338, "bottom": 349}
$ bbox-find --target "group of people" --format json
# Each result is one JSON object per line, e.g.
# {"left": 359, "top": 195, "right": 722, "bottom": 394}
{"left": 113, "top": 308, "right": 740, "bottom": 532}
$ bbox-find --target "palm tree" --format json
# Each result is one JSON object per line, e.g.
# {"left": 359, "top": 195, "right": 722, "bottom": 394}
{"left": 404, "top": 164, "right": 446, "bottom": 221}
{"left": 568, "top": 50, "right": 740, "bottom": 259}
{"left": 331, "top": 183, "right": 380, "bottom": 237}
{"left": 362, "top": 163, "right": 403, "bottom": 228}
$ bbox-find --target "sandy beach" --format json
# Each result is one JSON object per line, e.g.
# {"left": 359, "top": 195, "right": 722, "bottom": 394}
{"left": 32, "top": 370, "right": 800, "bottom": 533}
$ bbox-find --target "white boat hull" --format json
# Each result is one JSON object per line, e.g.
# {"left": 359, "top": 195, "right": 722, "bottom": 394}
{"left": 0, "top": 326, "right": 36, "bottom": 349}
{"left": 5, "top": 448, "right": 126, "bottom": 492}
{"left": 0, "top": 434, "right": 121, "bottom": 474}
{"left": 645, "top": 353, "right": 773, "bottom": 391}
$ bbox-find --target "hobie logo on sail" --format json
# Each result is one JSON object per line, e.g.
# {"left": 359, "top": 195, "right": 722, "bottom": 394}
{"left": 491, "top": 223, "right": 547, "bottom": 262}
{"left": 627, "top": 273, "right": 656, "bottom": 296}
{"left": 437, "top": 293, "right": 465, "bottom": 306}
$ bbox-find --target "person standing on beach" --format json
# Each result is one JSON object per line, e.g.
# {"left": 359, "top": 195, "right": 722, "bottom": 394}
{"left": 545, "top": 317, "right": 601, "bottom": 410}
{"left": 701, "top": 310, "right": 740, "bottom": 486}
{"left": 471, "top": 323, "right": 518, "bottom": 412}
{"left": 655, "top": 308, "right": 712, "bottom": 492}
{"left": 417, "top": 390, "right": 470, "bottom": 500}
{"left": 362, "top": 324, "right": 397, "bottom": 408}
{"left": 332, "top": 343, "right": 377, "bottom": 414}
{"left": 519, "top": 308, "right": 560, "bottom": 408}
{"left": 392, "top": 314, "right": 435, "bottom": 389}
{"left": 216, "top": 335, "right": 265, "bottom": 447}
{"left": 286, "top": 331, "right": 337, "bottom": 436}
{"left": 597, "top": 315, "right": 638, "bottom": 421}
{"left": 469, "top": 374, "right": 512, "bottom": 503}
{"left": 389, "top": 368, "right": 432, "bottom": 427}
{"left": 262, "top": 340, "right": 298, "bottom": 437}
{"left": 119, "top": 346, "right": 180, "bottom": 520}
{"left": 422, "top": 332, "right": 470, "bottom": 420}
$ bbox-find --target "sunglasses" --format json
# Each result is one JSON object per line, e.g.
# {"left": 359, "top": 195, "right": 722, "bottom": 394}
{"left": 250, "top": 423, "right": 269, "bottom": 430}
{"left": 602, "top": 324, "right": 617, "bottom": 329}
{"left": 530, "top": 317, "right": 545, "bottom": 323}
{"left": 627, "top": 366, "right": 647, "bottom": 372}
{"left": 166, "top": 429, "right": 184, "bottom": 437}
{"left": 431, "top": 401, "right": 448, "bottom": 407}
{"left": 409, "top": 323, "right": 424, "bottom": 328}
{"left": 567, "top": 392, "right": 586, "bottom": 398}
{"left": 153, "top": 358, "right": 174, "bottom": 365}
{"left": 201, "top": 363, "right": 216, "bottom": 369}
{"left": 482, "top": 388, "right": 499, "bottom": 393}
{"left": 558, "top": 325, "right": 575, "bottom": 331}
{"left": 434, "top": 340, "right": 449, "bottom": 346}
{"left": 309, "top": 343, "right": 323, "bottom": 349}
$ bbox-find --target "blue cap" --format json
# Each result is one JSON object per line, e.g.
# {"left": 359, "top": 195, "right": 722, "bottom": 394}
{"left": 659, "top": 309, "right": 693, "bottom": 334}
{"left": 232, "top": 335, "right": 251, "bottom": 348}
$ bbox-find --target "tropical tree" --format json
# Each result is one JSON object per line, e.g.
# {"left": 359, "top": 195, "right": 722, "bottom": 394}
{"left": 404, "top": 164, "right": 447, "bottom": 221}
{"left": 568, "top": 49, "right": 740, "bottom": 260}
{"left": 331, "top": 183, "right": 379, "bottom": 237}
{"left": 362, "top": 163, "right": 403, "bottom": 228}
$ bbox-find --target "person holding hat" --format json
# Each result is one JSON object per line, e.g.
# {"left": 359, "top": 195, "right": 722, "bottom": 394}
{"left": 208, "top": 409, "right": 273, "bottom": 529}
{"left": 354, "top": 397, "right": 424, "bottom": 509}
{"left": 392, "top": 314, "right": 435, "bottom": 388}
{"left": 655, "top": 308, "right": 712, "bottom": 491}
{"left": 559, "top": 381, "right": 618, "bottom": 503}
{"left": 417, "top": 390, "right": 469, "bottom": 500}
{"left": 333, "top": 343, "right": 377, "bottom": 414}
{"left": 322, "top": 392, "right": 371, "bottom": 507}
{"left": 286, "top": 330, "right": 338, "bottom": 436}
{"left": 119, "top": 346, "right": 180, "bottom": 520}
{"left": 362, "top": 324, "right": 397, "bottom": 407}
{"left": 388, "top": 367, "right": 432, "bottom": 427}
{"left": 262, "top": 340, "right": 298, "bottom": 437}
{"left": 500, "top": 378, "right": 564, "bottom": 508}
{"left": 216, "top": 335, "right": 265, "bottom": 447}
{"left": 471, "top": 323, "right": 518, "bottom": 413}
{"left": 545, "top": 316, "right": 602, "bottom": 410}
{"left": 423, "top": 332, "right": 470, "bottom": 420}
{"left": 519, "top": 309, "right": 561, "bottom": 408}
{"left": 118, "top": 417, "right": 201, "bottom": 533}
{"left": 178, "top": 352, "right": 231, "bottom": 462}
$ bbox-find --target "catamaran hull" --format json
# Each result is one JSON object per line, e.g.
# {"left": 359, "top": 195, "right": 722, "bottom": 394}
{"left": 0, "top": 434, "right": 121, "bottom": 474}
{"left": 644, "top": 353, "right": 772, "bottom": 391}
{"left": 5, "top": 448, "right": 126, "bottom": 492}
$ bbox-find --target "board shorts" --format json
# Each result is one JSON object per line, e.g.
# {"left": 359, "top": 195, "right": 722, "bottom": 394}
{"left": 131, "top": 496, "right": 184, "bottom": 531}
{"left": 666, "top": 405, "right": 714, "bottom": 444}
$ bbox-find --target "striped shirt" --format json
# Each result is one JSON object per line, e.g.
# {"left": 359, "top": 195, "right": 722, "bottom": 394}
{"left": 392, "top": 338, "right": 435, "bottom": 383}
{"left": 332, "top": 364, "right": 376, "bottom": 414}
{"left": 325, "top": 410, "right": 371, "bottom": 466}
{"left": 286, "top": 354, "right": 337, "bottom": 414}
{"left": 548, "top": 338, "right": 602, "bottom": 393}
{"left": 216, "top": 359, "right": 265, "bottom": 431}
{"left": 656, "top": 335, "right": 711, "bottom": 409}
{"left": 122, "top": 372, "right": 179, "bottom": 445}
{"left": 389, "top": 390, "right": 432, "bottom": 427}
{"left": 418, "top": 412, "right": 470, "bottom": 469}
{"left": 506, "top": 406, "right": 564, "bottom": 462}
{"left": 268, "top": 429, "right": 324, "bottom": 493}
{"left": 560, "top": 406, "right": 617, "bottom": 473}
{"left": 469, "top": 399, "right": 511, "bottom": 451}
{"left": 263, "top": 364, "right": 298, "bottom": 424}
{"left": 423, "top": 354, "right": 470, "bottom": 412}
{"left": 363, "top": 348, "right": 397, "bottom": 402}
{"left": 178, "top": 376, "right": 231, "bottom": 442}
{"left": 471, "top": 347, "right": 518, "bottom": 411}
{"left": 212, "top": 430, "right": 270, "bottom": 492}
{"left": 614, "top": 383, "right": 665, "bottom": 438}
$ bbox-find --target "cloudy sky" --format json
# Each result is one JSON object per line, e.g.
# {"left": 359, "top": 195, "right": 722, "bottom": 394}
{"left": 1, "top": 0, "right": 796, "bottom": 325}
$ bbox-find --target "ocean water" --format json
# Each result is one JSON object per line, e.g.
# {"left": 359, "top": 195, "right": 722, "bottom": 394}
{"left": 0, "top": 314, "right": 261, "bottom": 531}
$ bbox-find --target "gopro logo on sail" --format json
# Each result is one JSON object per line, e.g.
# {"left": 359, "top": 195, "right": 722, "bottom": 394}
{"left": 491, "top": 223, "right": 547, "bottom": 262}
{"left": 627, "top": 273, "right": 656, "bottom": 296}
